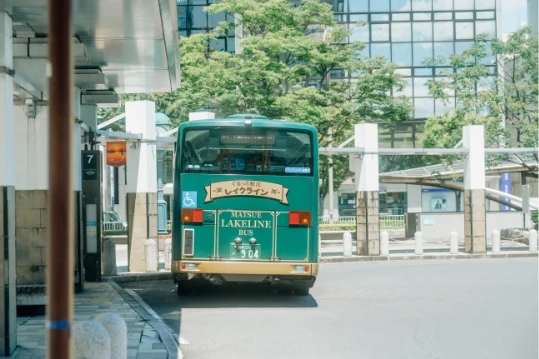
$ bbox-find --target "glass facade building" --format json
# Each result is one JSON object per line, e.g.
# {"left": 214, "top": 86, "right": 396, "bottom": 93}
{"left": 177, "top": 0, "right": 237, "bottom": 53}
{"left": 177, "top": 0, "right": 500, "bottom": 147}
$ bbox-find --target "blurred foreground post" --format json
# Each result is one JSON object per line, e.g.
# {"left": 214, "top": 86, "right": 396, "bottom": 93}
{"left": 47, "top": 0, "right": 74, "bottom": 357}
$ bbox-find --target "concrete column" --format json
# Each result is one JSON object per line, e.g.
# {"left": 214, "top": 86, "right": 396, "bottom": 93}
{"left": 463, "top": 125, "right": 487, "bottom": 254}
{"left": 0, "top": 12, "right": 17, "bottom": 355}
{"left": 354, "top": 124, "right": 380, "bottom": 256}
{"left": 126, "top": 101, "right": 158, "bottom": 272}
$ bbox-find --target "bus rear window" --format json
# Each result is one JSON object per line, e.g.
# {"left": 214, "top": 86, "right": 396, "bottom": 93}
{"left": 180, "top": 127, "right": 313, "bottom": 176}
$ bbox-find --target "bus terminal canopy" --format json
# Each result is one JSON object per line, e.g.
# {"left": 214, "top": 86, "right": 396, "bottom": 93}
{"left": 381, "top": 153, "right": 538, "bottom": 182}
{"left": 4, "top": 0, "right": 180, "bottom": 103}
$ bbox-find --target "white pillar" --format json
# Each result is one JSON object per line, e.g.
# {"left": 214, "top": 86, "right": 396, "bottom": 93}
{"left": 0, "top": 12, "right": 17, "bottom": 356}
{"left": 415, "top": 231, "right": 423, "bottom": 255}
{"left": 14, "top": 105, "right": 49, "bottom": 190}
{"left": 492, "top": 230, "right": 500, "bottom": 254}
{"left": 380, "top": 231, "right": 389, "bottom": 256}
{"left": 463, "top": 125, "right": 486, "bottom": 254}
{"left": 72, "top": 87, "right": 82, "bottom": 193}
{"left": 126, "top": 101, "right": 158, "bottom": 272}
{"left": 73, "top": 321, "right": 111, "bottom": 359}
{"left": 0, "top": 12, "right": 14, "bottom": 188}
{"left": 450, "top": 231, "right": 459, "bottom": 254}
{"left": 94, "top": 313, "right": 127, "bottom": 359}
{"left": 164, "top": 238, "right": 172, "bottom": 270}
{"left": 354, "top": 123, "right": 380, "bottom": 256}
{"left": 529, "top": 229, "right": 537, "bottom": 253}
{"left": 343, "top": 231, "right": 352, "bottom": 257}
{"left": 145, "top": 239, "right": 158, "bottom": 272}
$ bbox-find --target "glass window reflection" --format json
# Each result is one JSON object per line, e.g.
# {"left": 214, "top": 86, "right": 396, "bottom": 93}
{"left": 392, "top": 43, "right": 413, "bottom": 66}
{"left": 413, "top": 22, "right": 433, "bottom": 41}
{"left": 350, "top": 23, "right": 370, "bottom": 42}
{"left": 433, "top": 0, "right": 452, "bottom": 10}
{"left": 455, "top": 22, "right": 474, "bottom": 39}
{"left": 476, "top": 20, "right": 496, "bottom": 38}
{"left": 412, "top": 0, "right": 432, "bottom": 11}
{"left": 391, "top": 0, "right": 410, "bottom": 11}
{"left": 433, "top": 22, "right": 453, "bottom": 41}
{"left": 349, "top": 0, "right": 368, "bottom": 12}
{"left": 391, "top": 22, "right": 412, "bottom": 42}
{"left": 434, "top": 42, "right": 454, "bottom": 65}
{"left": 414, "top": 97, "right": 435, "bottom": 118}
{"left": 370, "top": 0, "right": 390, "bottom": 12}
{"left": 371, "top": 43, "right": 391, "bottom": 60}
{"left": 371, "top": 23, "right": 390, "bottom": 41}
{"left": 413, "top": 42, "right": 433, "bottom": 66}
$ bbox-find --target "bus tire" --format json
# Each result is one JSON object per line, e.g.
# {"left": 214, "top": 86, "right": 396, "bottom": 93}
{"left": 294, "top": 287, "right": 309, "bottom": 296}
{"left": 177, "top": 284, "right": 191, "bottom": 296}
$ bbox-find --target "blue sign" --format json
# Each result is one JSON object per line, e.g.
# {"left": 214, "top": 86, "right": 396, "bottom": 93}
{"left": 422, "top": 188, "right": 450, "bottom": 193}
{"left": 500, "top": 173, "right": 512, "bottom": 211}
{"left": 285, "top": 167, "right": 311, "bottom": 174}
{"left": 182, "top": 191, "right": 197, "bottom": 208}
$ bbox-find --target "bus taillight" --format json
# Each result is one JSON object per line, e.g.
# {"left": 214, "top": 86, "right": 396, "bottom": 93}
{"left": 182, "top": 208, "right": 203, "bottom": 224}
{"left": 289, "top": 211, "right": 310, "bottom": 226}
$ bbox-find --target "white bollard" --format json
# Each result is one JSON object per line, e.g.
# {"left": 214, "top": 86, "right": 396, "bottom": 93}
{"left": 414, "top": 231, "right": 423, "bottom": 255}
{"left": 165, "top": 238, "right": 172, "bottom": 270}
{"left": 492, "top": 230, "right": 500, "bottom": 254}
{"left": 102, "top": 239, "right": 117, "bottom": 276}
{"left": 73, "top": 321, "right": 111, "bottom": 359}
{"left": 94, "top": 313, "right": 127, "bottom": 359}
{"left": 343, "top": 231, "right": 352, "bottom": 257}
{"left": 145, "top": 238, "right": 158, "bottom": 272}
{"left": 529, "top": 229, "right": 537, "bottom": 253}
{"left": 380, "top": 231, "right": 389, "bottom": 256}
{"left": 450, "top": 231, "right": 458, "bottom": 255}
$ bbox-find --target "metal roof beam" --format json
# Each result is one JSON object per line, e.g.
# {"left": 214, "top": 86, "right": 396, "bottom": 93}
{"left": 319, "top": 147, "right": 539, "bottom": 155}
{"left": 97, "top": 113, "right": 125, "bottom": 130}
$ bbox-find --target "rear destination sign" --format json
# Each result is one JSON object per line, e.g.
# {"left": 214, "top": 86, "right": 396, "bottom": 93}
{"left": 205, "top": 180, "right": 289, "bottom": 204}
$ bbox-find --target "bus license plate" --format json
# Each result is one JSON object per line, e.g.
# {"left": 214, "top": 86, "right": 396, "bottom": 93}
{"left": 230, "top": 244, "right": 261, "bottom": 260}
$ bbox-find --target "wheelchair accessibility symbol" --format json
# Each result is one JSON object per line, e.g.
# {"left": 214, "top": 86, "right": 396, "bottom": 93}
{"left": 182, "top": 191, "right": 197, "bottom": 208}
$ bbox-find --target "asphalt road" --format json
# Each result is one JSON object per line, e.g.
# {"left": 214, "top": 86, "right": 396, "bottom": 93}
{"left": 120, "top": 258, "right": 538, "bottom": 359}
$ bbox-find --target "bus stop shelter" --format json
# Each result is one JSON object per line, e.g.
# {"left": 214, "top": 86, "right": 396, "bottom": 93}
{"left": 0, "top": 1, "right": 180, "bottom": 356}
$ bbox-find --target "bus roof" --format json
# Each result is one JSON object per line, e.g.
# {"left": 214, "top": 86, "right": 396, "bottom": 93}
{"left": 181, "top": 114, "right": 317, "bottom": 133}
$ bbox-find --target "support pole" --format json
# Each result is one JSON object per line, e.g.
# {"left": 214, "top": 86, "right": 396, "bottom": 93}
{"left": 354, "top": 124, "right": 380, "bottom": 256}
{"left": 463, "top": 125, "right": 486, "bottom": 254}
{"left": 450, "top": 231, "right": 458, "bottom": 254}
{"left": 47, "top": 0, "right": 74, "bottom": 357}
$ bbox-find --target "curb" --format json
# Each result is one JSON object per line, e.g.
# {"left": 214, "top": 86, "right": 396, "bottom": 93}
{"left": 105, "top": 272, "right": 173, "bottom": 283}
{"left": 107, "top": 279, "right": 181, "bottom": 359}
{"left": 320, "top": 252, "right": 539, "bottom": 262}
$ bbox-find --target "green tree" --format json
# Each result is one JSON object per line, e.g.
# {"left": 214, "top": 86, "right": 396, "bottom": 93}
{"left": 178, "top": 0, "right": 412, "bottom": 203}
{"left": 421, "top": 27, "right": 538, "bottom": 166}
{"left": 98, "top": 0, "right": 413, "bottom": 205}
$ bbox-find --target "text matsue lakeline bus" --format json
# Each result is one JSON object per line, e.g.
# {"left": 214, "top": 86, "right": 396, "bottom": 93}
{"left": 171, "top": 114, "right": 319, "bottom": 295}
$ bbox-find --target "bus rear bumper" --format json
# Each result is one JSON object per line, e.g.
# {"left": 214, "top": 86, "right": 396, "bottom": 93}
{"left": 172, "top": 260, "right": 318, "bottom": 287}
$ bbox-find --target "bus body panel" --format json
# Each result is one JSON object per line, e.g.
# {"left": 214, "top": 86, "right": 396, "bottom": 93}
{"left": 171, "top": 117, "right": 319, "bottom": 289}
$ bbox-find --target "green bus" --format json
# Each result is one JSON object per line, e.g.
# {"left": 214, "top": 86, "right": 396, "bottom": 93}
{"left": 171, "top": 114, "right": 319, "bottom": 296}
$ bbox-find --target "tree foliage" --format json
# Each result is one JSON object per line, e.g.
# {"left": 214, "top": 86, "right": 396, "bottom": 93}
{"left": 421, "top": 27, "right": 538, "bottom": 165}
{"left": 98, "top": 0, "right": 413, "bottom": 201}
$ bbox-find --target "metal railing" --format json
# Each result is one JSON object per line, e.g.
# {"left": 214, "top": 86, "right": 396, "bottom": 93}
{"left": 319, "top": 215, "right": 405, "bottom": 229}
{"left": 103, "top": 222, "right": 125, "bottom": 231}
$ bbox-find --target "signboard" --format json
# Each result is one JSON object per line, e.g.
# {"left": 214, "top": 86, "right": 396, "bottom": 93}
{"left": 204, "top": 181, "right": 289, "bottom": 204}
{"left": 82, "top": 153, "right": 98, "bottom": 181}
{"left": 106, "top": 141, "right": 127, "bottom": 167}
{"left": 500, "top": 173, "right": 512, "bottom": 211}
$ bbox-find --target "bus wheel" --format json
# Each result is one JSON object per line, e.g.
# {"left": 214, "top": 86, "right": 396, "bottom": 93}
{"left": 294, "top": 288, "right": 309, "bottom": 296}
{"left": 177, "top": 284, "right": 191, "bottom": 296}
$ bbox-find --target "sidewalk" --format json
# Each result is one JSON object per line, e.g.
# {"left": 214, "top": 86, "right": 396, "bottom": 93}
{"left": 11, "top": 282, "right": 173, "bottom": 359}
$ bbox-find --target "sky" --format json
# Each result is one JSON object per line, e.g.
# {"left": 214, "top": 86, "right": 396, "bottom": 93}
{"left": 501, "top": 0, "right": 529, "bottom": 37}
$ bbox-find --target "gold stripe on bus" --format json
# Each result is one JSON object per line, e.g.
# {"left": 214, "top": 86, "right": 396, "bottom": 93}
{"left": 172, "top": 260, "right": 318, "bottom": 276}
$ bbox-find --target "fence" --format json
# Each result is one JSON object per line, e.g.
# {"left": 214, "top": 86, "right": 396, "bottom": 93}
{"left": 319, "top": 215, "right": 405, "bottom": 229}
{"left": 103, "top": 222, "right": 126, "bottom": 231}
